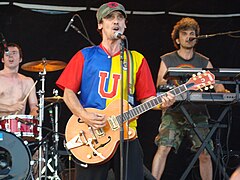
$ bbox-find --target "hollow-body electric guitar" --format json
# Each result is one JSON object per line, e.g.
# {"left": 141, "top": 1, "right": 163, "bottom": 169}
{"left": 65, "top": 71, "right": 215, "bottom": 164}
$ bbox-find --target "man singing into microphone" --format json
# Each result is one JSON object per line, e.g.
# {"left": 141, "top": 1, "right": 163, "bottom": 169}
{"left": 56, "top": 2, "right": 175, "bottom": 179}
{"left": 151, "top": 17, "right": 229, "bottom": 180}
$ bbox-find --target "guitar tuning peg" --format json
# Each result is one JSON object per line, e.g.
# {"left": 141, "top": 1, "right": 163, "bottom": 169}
{"left": 197, "top": 85, "right": 202, "bottom": 90}
{"left": 209, "top": 85, "right": 214, "bottom": 89}
{"left": 202, "top": 70, "right": 206, "bottom": 73}
{"left": 197, "top": 72, "right": 201, "bottom": 76}
{"left": 204, "top": 87, "right": 209, "bottom": 91}
{"left": 192, "top": 74, "right": 196, "bottom": 77}
{"left": 199, "top": 88, "right": 203, "bottom": 92}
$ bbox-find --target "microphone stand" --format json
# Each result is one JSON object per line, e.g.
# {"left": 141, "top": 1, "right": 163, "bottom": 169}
{"left": 120, "top": 39, "right": 125, "bottom": 180}
{"left": 65, "top": 13, "right": 95, "bottom": 46}
{"left": 213, "top": 29, "right": 240, "bottom": 37}
{"left": 70, "top": 24, "right": 95, "bottom": 46}
{"left": 195, "top": 29, "right": 240, "bottom": 40}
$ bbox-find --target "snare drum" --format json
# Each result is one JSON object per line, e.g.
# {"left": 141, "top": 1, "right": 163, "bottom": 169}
{"left": 0, "top": 130, "right": 31, "bottom": 179}
{"left": 0, "top": 115, "right": 39, "bottom": 141}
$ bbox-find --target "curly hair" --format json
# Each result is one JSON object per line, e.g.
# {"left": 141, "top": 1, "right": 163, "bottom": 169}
{"left": 171, "top": 17, "right": 200, "bottom": 49}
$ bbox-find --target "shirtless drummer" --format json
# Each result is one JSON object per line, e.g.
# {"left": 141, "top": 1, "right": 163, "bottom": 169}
{"left": 0, "top": 42, "right": 38, "bottom": 116}
{"left": 0, "top": 42, "right": 39, "bottom": 178}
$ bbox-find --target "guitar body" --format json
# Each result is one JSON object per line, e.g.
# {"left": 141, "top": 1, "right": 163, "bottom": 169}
{"left": 65, "top": 99, "right": 137, "bottom": 164}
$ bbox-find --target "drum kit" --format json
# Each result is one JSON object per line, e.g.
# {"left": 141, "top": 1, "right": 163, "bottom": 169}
{"left": 0, "top": 59, "right": 67, "bottom": 179}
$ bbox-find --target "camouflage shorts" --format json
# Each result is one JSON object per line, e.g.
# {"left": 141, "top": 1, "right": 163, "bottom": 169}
{"left": 155, "top": 112, "right": 213, "bottom": 152}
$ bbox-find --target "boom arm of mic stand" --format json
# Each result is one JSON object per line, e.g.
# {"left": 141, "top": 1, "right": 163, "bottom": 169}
{"left": 198, "top": 29, "right": 240, "bottom": 39}
{"left": 70, "top": 24, "right": 95, "bottom": 46}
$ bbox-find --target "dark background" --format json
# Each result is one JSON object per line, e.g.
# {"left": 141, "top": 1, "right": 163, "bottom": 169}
{"left": 0, "top": 0, "right": 240, "bottom": 179}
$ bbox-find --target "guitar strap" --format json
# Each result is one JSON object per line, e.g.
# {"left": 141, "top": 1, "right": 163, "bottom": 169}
{"left": 126, "top": 49, "right": 135, "bottom": 106}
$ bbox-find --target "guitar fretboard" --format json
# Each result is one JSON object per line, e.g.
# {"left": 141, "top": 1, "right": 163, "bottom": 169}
{"left": 115, "top": 83, "right": 188, "bottom": 123}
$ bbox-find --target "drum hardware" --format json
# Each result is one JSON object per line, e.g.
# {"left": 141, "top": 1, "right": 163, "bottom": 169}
{"left": 20, "top": 59, "right": 67, "bottom": 179}
{"left": 34, "top": 131, "right": 64, "bottom": 180}
{"left": 32, "top": 125, "right": 56, "bottom": 180}
{"left": 15, "top": 116, "right": 37, "bottom": 126}
{"left": 36, "top": 59, "right": 47, "bottom": 180}
{"left": 49, "top": 89, "right": 61, "bottom": 179}
{"left": 35, "top": 90, "right": 62, "bottom": 179}
{"left": 29, "top": 59, "right": 63, "bottom": 179}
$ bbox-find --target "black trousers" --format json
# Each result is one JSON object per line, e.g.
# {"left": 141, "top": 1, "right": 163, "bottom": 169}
{"left": 75, "top": 139, "right": 144, "bottom": 180}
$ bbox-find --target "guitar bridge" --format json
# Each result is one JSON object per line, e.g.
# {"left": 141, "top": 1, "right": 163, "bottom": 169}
{"left": 108, "top": 116, "right": 120, "bottom": 131}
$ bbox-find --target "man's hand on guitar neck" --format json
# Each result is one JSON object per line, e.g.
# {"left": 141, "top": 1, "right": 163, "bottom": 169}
{"left": 160, "top": 92, "right": 175, "bottom": 109}
{"left": 80, "top": 110, "right": 106, "bottom": 129}
{"left": 148, "top": 92, "right": 175, "bottom": 110}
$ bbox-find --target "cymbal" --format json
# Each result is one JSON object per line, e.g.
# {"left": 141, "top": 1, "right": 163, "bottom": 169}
{"left": 21, "top": 60, "right": 67, "bottom": 72}
{"left": 44, "top": 96, "right": 63, "bottom": 103}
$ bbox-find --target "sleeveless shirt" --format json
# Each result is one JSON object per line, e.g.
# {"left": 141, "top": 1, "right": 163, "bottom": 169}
{"left": 161, "top": 51, "right": 209, "bottom": 115}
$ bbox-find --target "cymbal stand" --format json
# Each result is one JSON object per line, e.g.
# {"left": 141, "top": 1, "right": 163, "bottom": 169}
{"left": 41, "top": 89, "right": 61, "bottom": 179}
{"left": 37, "top": 60, "right": 46, "bottom": 180}
{"left": 52, "top": 89, "right": 60, "bottom": 179}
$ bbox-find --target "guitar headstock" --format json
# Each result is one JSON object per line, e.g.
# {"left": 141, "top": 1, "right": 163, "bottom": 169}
{"left": 186, "top": 70, "right": 215, "bottom": 91}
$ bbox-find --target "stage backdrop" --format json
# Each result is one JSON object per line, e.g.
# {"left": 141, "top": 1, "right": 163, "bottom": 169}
{"left": 0, "top": 1, "right": 240, "bottom": 179}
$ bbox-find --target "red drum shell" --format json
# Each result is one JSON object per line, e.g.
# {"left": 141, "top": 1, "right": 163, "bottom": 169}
{"left": 0, "top": 115, "right": 38, "bottom": 141}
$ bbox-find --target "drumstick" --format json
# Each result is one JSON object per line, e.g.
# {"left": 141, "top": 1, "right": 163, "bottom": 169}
{"left": 22, "top": 80, "right": 38, "bottom": 103}
{"left": 14, "top": 80, "right": 38, "bottom": 115}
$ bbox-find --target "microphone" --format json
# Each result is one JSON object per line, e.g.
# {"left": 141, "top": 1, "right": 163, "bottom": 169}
{"left": 187, "top": 34, "right": 215, "bottom": 42}
{"left": 114, "top": 31, "right": 126, "bottom": 40}
{"left": 1, "top": 34, "right": 9, "bottom": 55}
{"left": 44, "top": 102, "right": 54, "bottom": 109}
{"left": 187, "top": 37, "right": 197, "bottom": 42}
{"left": 65, "top": 15, "right": 75, "bottom": 32}
{"left": 15, "top": 117, "right": 33, "bottom": 125}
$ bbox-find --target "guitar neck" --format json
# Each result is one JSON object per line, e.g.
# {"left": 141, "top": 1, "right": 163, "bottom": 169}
{"left": 116, "top": 83, "right": 188, "bottom": 123}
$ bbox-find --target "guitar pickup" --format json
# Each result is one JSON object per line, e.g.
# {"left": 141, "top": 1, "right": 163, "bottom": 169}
{"left": 95, "top": 128, "right": 105, "bottom": 137}
{"left": 88, "top": 126, "right": 98, "bottom": 142}
{"left": 108, "top": 116, "right": 120, "bottom": 130}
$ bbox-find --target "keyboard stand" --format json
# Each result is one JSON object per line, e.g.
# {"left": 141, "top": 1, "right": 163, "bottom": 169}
{"left": 179, "top": 105, "right": 230, "bottom": 180}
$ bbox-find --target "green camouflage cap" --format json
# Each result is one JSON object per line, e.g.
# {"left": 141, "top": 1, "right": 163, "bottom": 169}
{"left": 96, "top": 2, "right": 127, "bottom": 23}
